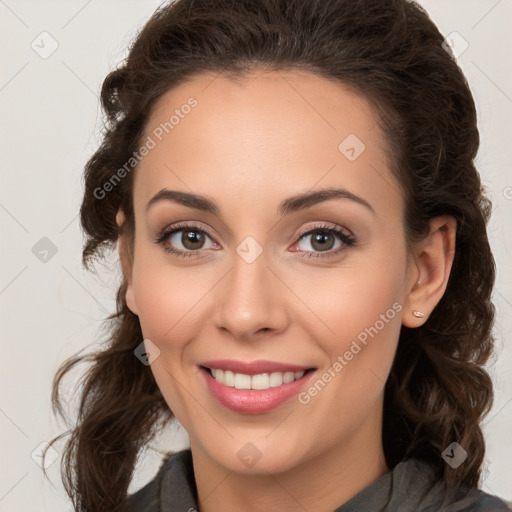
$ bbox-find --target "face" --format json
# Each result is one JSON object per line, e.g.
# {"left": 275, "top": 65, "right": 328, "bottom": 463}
{"left": 122, "top": 69, "right": 415, "bottom": 475}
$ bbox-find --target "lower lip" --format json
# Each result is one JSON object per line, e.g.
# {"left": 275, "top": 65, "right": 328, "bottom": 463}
{"left": 200, "top": 366, "right": 315, "bottom": 414}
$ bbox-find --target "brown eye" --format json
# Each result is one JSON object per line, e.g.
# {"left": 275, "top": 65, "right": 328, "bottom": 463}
{"left": 180, "top": 229, "right": 206, "bottom": 250}
{"left": 290, "top": 224, "right": 356, "bottom": 260}
{"left": 308, "top": 230, "right": 336, "bottom": 252}
{"left": 154, "top": 223, "right": 219, "bottom": 258}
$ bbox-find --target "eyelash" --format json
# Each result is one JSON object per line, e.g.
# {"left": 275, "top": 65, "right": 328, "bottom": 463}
{"left": 153, "top": 221, "right": 357, "bottom": 260}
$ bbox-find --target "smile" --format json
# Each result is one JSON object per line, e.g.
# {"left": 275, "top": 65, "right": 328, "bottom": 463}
{"left": 207, "top": 367, "right": 308, "bottom": 390}
{"left": 199, "top": 361, "right": 316, "bottom": 414}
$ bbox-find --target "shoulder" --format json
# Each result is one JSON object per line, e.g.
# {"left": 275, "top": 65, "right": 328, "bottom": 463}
{"left": 466, "top": 492, "right": 512, "bottom": 511}
{"left": 390, "top": 458, "right": 511, "bottom": 512}
{"left": 125, "top": 451, "right": 183, "bottom": 512}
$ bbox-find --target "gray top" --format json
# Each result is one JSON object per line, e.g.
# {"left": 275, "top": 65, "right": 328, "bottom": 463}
{"left": 126, "top": 449, "right": 511, "bottom": 512}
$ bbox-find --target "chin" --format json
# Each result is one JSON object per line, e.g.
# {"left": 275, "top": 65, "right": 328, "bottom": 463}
{"left": 203, "top": 436, "right": 309, "bottom": 475}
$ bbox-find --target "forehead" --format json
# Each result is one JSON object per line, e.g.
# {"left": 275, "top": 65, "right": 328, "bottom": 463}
{"left": 133, "top": 70, "right": 403, "bottom": 221}
{"left": 143, "top": 69, "right": 382, "bottom": 155}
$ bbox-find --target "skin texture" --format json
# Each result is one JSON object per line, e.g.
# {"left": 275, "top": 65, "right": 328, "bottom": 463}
{"left": 117, "top": 69, "right": 456, "bottom": 512}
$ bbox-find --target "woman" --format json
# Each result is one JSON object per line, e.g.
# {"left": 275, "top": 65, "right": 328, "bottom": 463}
{"left": 45, "top": 0, "right": 511, "bottom": 510}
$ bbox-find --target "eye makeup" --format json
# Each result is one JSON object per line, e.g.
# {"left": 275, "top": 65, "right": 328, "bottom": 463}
{"left": 152, "top": 220, "right": 357, "bottom": 260}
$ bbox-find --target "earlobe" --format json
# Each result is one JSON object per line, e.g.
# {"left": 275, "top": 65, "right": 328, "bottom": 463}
{"left": 402, "top": 215, "right": 456, "bottom": 327}
{"left": 116, "top": 209, "right": 139, "bottom": 316}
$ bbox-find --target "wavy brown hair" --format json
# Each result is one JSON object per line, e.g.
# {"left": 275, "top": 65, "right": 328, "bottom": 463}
{"left": 44, "top": 0, "right": 497, "bottom": 510}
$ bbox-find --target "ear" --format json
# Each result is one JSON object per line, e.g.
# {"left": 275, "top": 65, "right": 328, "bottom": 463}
{"left": 116, "top": 209, "right": 139, "bottom": 316}
{"left": 402, "top": 215, "right": 456, "bottom": 327}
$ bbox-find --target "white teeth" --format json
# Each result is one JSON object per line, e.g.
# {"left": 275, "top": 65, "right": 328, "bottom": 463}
{"left": 269, "top": 372, "right": 283, "bottom": 387}
{"left": 234, "top": 373, "right": 251, "bottom": 389}
{"left": 223, "top": 370, "right": 235, "bottom": 387}
{"left": 209, "top": 368, "right": 307, "bottom": 390}
{"left": 251, "top": 373, "right": 270, "bottom": 390}
{"left": 283, "top": 371, "right": 295, "bottom": 384}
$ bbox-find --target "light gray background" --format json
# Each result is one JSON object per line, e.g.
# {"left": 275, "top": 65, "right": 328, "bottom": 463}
{"left": 1, "top": 0, "right": 511, "bottom": 510}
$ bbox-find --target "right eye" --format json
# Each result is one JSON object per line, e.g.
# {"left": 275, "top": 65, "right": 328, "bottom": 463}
{"left": 154, "top": 222, "right": 220, "bottom": 258}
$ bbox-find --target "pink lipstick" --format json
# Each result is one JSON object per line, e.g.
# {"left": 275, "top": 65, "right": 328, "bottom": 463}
{"left": 199, "top": 359, "right": 316, "bottom": 414}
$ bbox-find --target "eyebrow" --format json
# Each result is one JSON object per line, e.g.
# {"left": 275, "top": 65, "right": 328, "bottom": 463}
{"left": 145, "top": 186, "right": 375, "bottom": 216}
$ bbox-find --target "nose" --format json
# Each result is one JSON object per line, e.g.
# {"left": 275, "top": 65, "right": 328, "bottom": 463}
{"left": 212, "top": 249, "right": 289, "bottom": 341}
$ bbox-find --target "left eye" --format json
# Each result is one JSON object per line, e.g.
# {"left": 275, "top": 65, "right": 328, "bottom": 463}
{"left": 291, "top": 227, "right": 355, "bottom": 256}
{"left": 299, "top": 229, "right": 340, "bottom": 252}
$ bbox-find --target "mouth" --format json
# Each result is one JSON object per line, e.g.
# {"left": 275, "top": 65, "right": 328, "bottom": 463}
{"left": 198, "top": 362, "right": 317, "bottom": 414}
{"left": 201, "top": 365, "right": 316, "bottom": 390}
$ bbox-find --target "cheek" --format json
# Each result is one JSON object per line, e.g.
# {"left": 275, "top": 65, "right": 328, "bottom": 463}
{"left": 289, "top": 273, "right": 404, "bottom": 442}
{"left": 290, "top": 247, "right": 406, "bottom": 343}
{"left": 314, "top": 280, "right": 402, "bottom": 394}
{"left": 130, "top": 250, "right": 212, "bottom": 345}
{"left": 129, "top": 257, "right": 209, "bottom": 416}
{"left": 330, "top": 275, "right": 403, "bottom": 347}
{"left": 288, "top": 247, "right": 407, "bottom": 394}
{"left": 135, "top": 292, "right": 200, "bottom": 350}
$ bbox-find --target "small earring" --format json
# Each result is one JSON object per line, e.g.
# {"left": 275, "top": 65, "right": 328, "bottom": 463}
{"left": 412, "top": 310, "right": 425, "bottom": 318}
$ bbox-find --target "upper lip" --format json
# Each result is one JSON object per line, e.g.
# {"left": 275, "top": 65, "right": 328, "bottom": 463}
{"left": 200, "top": 359, "right": 315, "bottom": 375}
